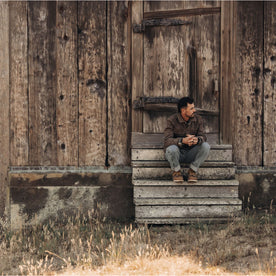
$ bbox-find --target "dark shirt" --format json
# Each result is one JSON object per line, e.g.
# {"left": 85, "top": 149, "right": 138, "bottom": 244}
{"left": 164, "top": 113, "right": 207, "bottom": 150}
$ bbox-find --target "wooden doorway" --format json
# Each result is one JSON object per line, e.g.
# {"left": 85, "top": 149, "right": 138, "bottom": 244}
{"left": 132, "top": 1, "right": 221, "bottom": 144}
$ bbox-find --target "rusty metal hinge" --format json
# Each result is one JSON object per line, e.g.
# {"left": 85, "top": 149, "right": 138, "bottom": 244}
{"left": 133, "top": 18, "right": 192, "bottom": 33}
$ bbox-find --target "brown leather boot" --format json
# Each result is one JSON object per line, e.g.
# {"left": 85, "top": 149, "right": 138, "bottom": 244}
{"left": 172, "top": 170, "right": 184, "bottom": 183}
{"left": 188, "top": 168, "right": 197, "bottom": 183}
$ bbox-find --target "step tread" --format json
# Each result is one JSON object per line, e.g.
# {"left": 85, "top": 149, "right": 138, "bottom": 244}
{"left": 132, "top": 161, "right": 235, "bottom": 168}
{"left": 133, "top": 167, "right": 236, "bottom": 180}
{"left": 132, "top": 148, "right": 232, "bottom": 162}
{"left": 136, "top": 205, "right": 242, "bottom": 218}
{"left": 134, "top": 198, "right": 242, "bottom": 206}
{"left": 133, "top": 179, "right": 239, "bottom": 186}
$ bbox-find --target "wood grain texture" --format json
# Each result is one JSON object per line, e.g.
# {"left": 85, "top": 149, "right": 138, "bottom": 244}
{"left": 136, "top": 205, "right": 241, "bottom": 218}
{"left": 78, "top": 1, "right": 107, "bottom": 166}
{"left": 132, "top": 1, "right": 143, "bottom": 132}
{"left": 134, "top": 182, "right": 239, "bottom": 199}
{"left": 233, "top": 1, "right": 263, "bottom": 166}
{"left": 220, "top": 1, "right": 233, "bottom": 144}
{"left": 142, "top": 3, "right": 220, "bottom": 134}
{"left": 28, "top": 1, "right": 57, "bottom": 165}
{"left": 56, "top": 1, "right": 78, "bottom": 166}
{"left": 132, "top": 148, "right": 232, "bottom": 162}
{"left": 9, "top": 2, "right": 28, "bottom": 166}
{"left": 107, "top": 1, "right": 131, "bottom": 166}
{"left": 0, "top": 2, "right": 9, "bottom": 216}
{"left": 263, "top": 2, "right": 276, "bottom": 166}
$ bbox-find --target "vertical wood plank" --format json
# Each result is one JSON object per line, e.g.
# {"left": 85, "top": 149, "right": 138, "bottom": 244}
{"left": 0, "top": 2, "right": 9, "bottom": 215}
{"left": 78, "top": 1, "right": 107, "bottom": 166}
{"left": 132, "top": 1, "right": 143, "bottom": 132}
{"left": 263, "top": 2, "right": 276, "bottom": 166}
{"left": 9, "top": 2, "right": 28, "bottom": 166}
{"left": 107, "top": 1, "right": 131, "bottom": 166}
{"left": 220, "top": 1, "right": 232, "bottom": 144}
{"left": 56, "top": 1, "right": 78, "bottom": 166}
{"left": 28, "top": 1, "right": 57, "bottom": 165}
{"left": 194, "top": 13, "right": 220, "bottom": 112}
{"left": 233, "top": 1, "right": 263, "bottom": 166}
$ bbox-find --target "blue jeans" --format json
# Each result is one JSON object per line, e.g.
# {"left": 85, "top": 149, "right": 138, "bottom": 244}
{"left": 165, "top": 142, "right": 210, "bottom": 172}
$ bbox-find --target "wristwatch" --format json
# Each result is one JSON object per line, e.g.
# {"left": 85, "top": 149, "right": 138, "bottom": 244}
{"left": 197, "top": 137, "right": 202, "bottom": 144}
{"left": 177, "top": 138, "right": 183, "bottom": 147}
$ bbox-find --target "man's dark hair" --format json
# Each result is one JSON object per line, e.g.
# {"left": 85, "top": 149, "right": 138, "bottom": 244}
{"left": 177, "top": 97, "right": 194, "bottom": 112}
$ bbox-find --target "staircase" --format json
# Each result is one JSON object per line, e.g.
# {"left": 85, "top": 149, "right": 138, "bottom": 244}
{"left": 132, "top": 132, "right": 242, "bottom": 224}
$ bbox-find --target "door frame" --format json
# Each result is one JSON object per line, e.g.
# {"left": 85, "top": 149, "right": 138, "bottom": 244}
{"left": 131, "top": 1, "right": 234, "bottom": 145}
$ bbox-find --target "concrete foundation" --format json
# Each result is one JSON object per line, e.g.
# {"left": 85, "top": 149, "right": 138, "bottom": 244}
{"left": 8, "top": 167, "right": 134, "bottom": 229}
{"left": 238, "top": 168, "right": 276, "bottom": 210}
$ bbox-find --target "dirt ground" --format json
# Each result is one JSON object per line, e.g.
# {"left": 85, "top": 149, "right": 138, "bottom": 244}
{"left": 1, "top": 209, "right": 276, "bottom": 275}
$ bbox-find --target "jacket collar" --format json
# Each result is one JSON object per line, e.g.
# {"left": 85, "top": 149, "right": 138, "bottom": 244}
{"left": 177, "top": 113, "right": 195, "bottom": 124}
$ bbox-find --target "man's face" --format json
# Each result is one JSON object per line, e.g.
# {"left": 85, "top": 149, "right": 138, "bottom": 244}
{"left": 181, "top": 103, "right": 196, "bottom": 119}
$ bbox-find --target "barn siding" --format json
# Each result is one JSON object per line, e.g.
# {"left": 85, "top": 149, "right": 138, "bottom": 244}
{"left": 263, "top": 2, "right": 276, "bottom": 167}
{"left": 10, "top": 2, "right": 28, "bottom": 166}
{"left": 56, "top": 1, "right": 78, "bottom": 166}
{"left": 0, "top": 2, "right": 9, "bottom": 216}
{"left": 1, "top": 1, "right": 276, "bottom": 219}
{"left": 233, "top": 1, "right": 264, "bottom": 166}
{"left": 28, "top": 1, "right": 58, "bottom": 166}
{"left": 107, "top": 1, "right": 131, "bottom": 166}
{"left": 8, "top": 1, "right": 131, "bottom": 167}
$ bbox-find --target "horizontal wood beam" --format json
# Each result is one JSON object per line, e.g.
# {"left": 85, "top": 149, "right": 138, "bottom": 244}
{"left": 144, "top": 7, "right": 221, "bottom": 20}
{"left": 133, "top": 97, "right": 219, "bottom": 116}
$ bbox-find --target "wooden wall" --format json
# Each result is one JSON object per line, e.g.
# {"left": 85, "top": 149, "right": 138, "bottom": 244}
{"left": 9, "top": 1, "right": 131, "bottom": 168}
{"left": 233, "top": 1, "right": 276, "bottom": 167}
{"left": 1, "top": 1, "right": 276, "bottom": 217}
{"left": 0, "top": 2, "right": 9, "bottom": 216}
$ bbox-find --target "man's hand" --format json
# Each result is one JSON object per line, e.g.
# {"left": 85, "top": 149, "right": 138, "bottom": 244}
{"left": 182, "top": 135, "right": 198, "bottom": 147}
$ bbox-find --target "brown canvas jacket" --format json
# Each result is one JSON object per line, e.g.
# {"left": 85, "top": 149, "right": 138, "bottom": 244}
{"left": 164, "top": 113, "right": 207, "bottom": 150}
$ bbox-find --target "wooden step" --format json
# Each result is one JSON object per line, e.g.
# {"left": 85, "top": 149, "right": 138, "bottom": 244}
{"left": 134, "top": 198, "right": 242, "bottom": 206}
{"left": 132, "top": 146, "right": 232, "bottom": 162}
{"left": 133, "top": 180, "right": 239, "bottom": 198}
{"left": 133, "top": 166, "right": 235, "bottom": 180}
{"left": 136, "top": 204, "right": 241, "bottom": 219}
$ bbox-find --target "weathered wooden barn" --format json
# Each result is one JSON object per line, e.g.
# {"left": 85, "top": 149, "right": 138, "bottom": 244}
{"left": 0, "top": 1, "right": 275, "bottom": 226}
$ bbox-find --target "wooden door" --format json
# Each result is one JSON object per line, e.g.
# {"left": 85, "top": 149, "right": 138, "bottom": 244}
{"left": 132, "top": 1, "right": 221, "bottom": 143}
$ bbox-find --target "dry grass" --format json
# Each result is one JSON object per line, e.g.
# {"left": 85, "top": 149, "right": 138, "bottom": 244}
{"left": 0, "top": 209, "right": 275, "bottom": 275}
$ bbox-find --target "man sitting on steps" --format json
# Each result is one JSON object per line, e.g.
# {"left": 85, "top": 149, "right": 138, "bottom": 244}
{"left": 164, "top": 97, "right": 210, "bottom": 183}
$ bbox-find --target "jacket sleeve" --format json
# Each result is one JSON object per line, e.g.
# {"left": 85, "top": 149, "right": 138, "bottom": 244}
{"left": 196, "top": 116, "right": 207, "bottom": 144}
{"left": 164, "top": 119, "right": 180, "bottom": 149}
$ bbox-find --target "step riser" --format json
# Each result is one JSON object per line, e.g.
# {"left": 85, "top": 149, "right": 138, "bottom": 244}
{"left": 132, "top": 149, "right": 232, "bottom": 162}
{"left": 136, "top": 205, "right": 242, "bottom": 218}
{"left": 134, "top": 186, "right": 239, "bottom": 198}
{"left": 133, "top": 167, "right": 235, "bottom": 180}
